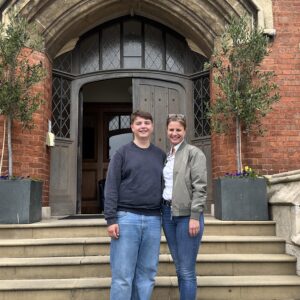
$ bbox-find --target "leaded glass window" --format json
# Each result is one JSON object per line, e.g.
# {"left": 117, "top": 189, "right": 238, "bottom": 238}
{"left": 108, "top": 114, "right": 132, "bottom": 159}
{"left": 109, "top": 114, "right": 131, "bottom": 132}
{"left": 53, "top": 16, "right": 208, "bottom": 75}
{"left": 53, "top": 51, "right": 72, "bottom": 73}
{"left": 120, "top": 115, "right": 130, "bottom": 129}
{"left": 123, "top": 20, "right": 142, "bottom": 68}
{"left": 191, "top": 51, "right": 207, "bottom": 73}
{"left": 80, "top": 33, "right": 99, "bottom": 74}
{"left": 102, "top": 24, "right": 121, "bottom": 70}
{"left": 166, "top": 33, "right": 185, "bottom": 73}
{"left": 109, "top": 116, "right": 119, "bottom": 131}
{"left": 193, "top": 73, "right": 210, "bottom": 137}
{"left": 145, "top": 24, "right": 163, "bottom": 70}
{"left": 52, "top": 75, "right": 71, "bottom": 138}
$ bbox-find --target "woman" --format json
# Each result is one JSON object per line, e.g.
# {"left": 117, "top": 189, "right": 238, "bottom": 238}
{"left": 162, "top": 114, "right": 207, "bottom": 300}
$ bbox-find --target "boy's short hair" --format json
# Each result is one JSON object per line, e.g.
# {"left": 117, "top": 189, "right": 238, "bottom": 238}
{"left": 130, "top": 110, "right": 153, "bottom": 124}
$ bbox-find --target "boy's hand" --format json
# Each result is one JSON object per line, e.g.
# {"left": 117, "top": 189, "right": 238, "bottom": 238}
{"left": 107, "top": 224, "right": 120, "bottom": 239}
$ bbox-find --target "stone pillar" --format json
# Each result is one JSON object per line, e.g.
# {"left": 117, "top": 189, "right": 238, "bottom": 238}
{"left": 266, "top": 170, "right": 300, "bottom": 275}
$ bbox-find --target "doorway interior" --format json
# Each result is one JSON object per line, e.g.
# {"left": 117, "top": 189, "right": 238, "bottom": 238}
{"left": 81, "top": 78, "right": 132, "bottom": 214}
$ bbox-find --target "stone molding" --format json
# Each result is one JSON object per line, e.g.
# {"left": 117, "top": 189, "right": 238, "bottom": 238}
{"left": 252, "top": 0, "right": 274, "bottom": 29}
{"left": 3, "top": 0, "right": 275, "bottom": 59}
{"left": 266, "top": 170, "right": 300, "bottom": 274}
{"left": 265, "top": 170, "right": 300, "bottom": 205}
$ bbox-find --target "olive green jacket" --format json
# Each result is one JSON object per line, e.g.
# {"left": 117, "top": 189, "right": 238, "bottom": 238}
{"left": 169, "top": 141, "right": 207, "bottom": 220}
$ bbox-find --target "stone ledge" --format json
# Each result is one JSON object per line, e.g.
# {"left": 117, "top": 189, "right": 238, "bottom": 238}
{"left": 292, "top": 234, "right": 300, "bottom": 247}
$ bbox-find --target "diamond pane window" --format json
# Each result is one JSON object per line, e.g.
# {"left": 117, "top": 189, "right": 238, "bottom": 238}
{"left": 109, "top": 115, "right": 131, "bottom": 131}
{"left": 102, "top": 24, "right": 121, "bottom": 70}
{"left": 123, "top": 20, "right": 142, "bottom": 68}
{"left": 145, "top": 25, "right": 163, "bottom": 70}
{"left": 54, "top": 16, "right": 206, "bottom": 75}
{"left": 52, "top": 76, "right": 71, "bottom": 138}
{"left": 80, "top": 33, "right": 99, "bottom": 74}
{"left": 53, "top": 51, "right": 72, "bottom": 73}
{"left": 108, "top": 114, "right": 132, "bottom": 159}
{"left": 120, "top": 115, "right": 130, "bottom": 129}
{"left": 193, "top": 74, "right": 210, "bottom": 137}
{"left": 166, "top": 33, "right": 185, "bottom": 73}
{"left": 192, "top": 51, "right": 207, "bottom": 73}
{"left": 109, "top": 116, "right": 119, "bottom": 131}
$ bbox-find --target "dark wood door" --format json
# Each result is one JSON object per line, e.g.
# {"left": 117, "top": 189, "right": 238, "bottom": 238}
{"left": 132, "top": 78, "right": 185, "bottom": 152}
{"left": 81, "top": 103, "right": 131, "bottom": 214}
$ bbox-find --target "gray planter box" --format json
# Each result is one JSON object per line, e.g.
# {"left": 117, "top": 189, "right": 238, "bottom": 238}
{"left": 0, "top": 179, "right": 43, "bottom": 224}
{"left": 213, "top": 177, "right": 268, "bottom": 221}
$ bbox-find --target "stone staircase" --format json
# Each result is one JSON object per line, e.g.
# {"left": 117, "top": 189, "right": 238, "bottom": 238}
{"left": 0, "top": 216, "right": 299, "bottom": 300}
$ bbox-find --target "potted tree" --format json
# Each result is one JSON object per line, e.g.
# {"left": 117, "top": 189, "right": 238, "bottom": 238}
{"left": 0, "top": 12, "right": 46, "bottom": 224}
{"left": 206, "top": 16, "right": 280, "bottom": 220}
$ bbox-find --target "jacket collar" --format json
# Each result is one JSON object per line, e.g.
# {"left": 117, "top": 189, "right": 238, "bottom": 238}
{"left": 176, "top": 140, "right": 187, "bottom": 152}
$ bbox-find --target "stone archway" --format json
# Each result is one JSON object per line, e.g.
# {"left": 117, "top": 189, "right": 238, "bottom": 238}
{"left": 0, "top": 0, "right": 277, "bottom": 215}
{"left": 4, "top": 0, "right": 274, "bottom": 59}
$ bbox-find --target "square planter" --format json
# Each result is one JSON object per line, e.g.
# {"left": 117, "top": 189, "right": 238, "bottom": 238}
{"left": 213, "top": 177, "right": 268, "bottom": 221}
{"left": 0, "top": 179, "right": 43, "bottom": 224}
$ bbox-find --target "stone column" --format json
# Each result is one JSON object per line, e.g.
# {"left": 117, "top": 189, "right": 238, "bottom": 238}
{"left": 265, "top": 170, "right": 300, "bottom": 275}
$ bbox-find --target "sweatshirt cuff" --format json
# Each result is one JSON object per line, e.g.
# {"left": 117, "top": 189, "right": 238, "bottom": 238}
{"left": 106, "top": 218, "right": 117, "bottom": 226}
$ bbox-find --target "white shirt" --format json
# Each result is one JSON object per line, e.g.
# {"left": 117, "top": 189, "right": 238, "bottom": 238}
{"left": 162, "top": 142, "right": 183, "bottom": 201}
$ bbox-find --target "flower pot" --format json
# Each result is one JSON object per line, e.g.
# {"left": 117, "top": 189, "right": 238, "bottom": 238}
{"left": 0, "top": 179, "right": 43, "bottom": 224}
{"left": 213, "top": 177, "right": 268, "bottom": 221}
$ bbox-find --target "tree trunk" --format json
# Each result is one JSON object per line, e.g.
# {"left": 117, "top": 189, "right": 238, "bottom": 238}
{"left": 236, "top": 117, "right": 242, "bottom": 173}
{"left": 0, "top": 117, "right": 6, "bottom": 176}
{"left": 7, "top": 116, "right": 13, "bottom": 177}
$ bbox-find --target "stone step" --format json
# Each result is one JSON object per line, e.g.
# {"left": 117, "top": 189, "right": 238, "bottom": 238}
{"left": 158, "top": 254, "right": 297, "bottom": 277}
{"left": 154, "top": 276, "right": 300, "bottom": 300}
{"left": 0, "top": 254, "right": 295, "bottom": 280}
{"left": 0, "top": 236, "right": 286, "bottom": 258}
{"left": 204, "top": 219, "right": 276, "bottom": 236}
{"left": 0, "top": 219, "right": 106, "bottom": 239}
{"left": 0, "top": 276, "right": 300, "bottom": 300}
{"left": 0, "top": 217, "right": 276, "bottom": 239}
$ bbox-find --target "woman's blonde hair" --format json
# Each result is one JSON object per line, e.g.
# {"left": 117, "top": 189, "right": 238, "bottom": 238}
{"left": 166, "top": 114, "right": 186, "bottom": 129}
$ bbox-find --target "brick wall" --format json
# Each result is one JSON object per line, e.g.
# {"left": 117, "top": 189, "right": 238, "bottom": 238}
{"left": 0, "top": 50, "right": 52, "bottom": 206}
{"left": 212, "top": 0, "right": 300, "bottom": 178}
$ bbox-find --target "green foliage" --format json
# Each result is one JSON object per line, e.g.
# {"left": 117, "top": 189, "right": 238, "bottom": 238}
{"left": 205, "top": 16, "right": 280, "bottom": 134}
{"left": 0, "top": 11, "right": 46, "bottom": 177}
{"left": 0, "top": 11, "right": 46, "bottom": 129}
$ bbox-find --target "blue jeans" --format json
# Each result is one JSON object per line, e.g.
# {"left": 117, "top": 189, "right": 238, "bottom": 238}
{"left": 162, "top": 205, "right": 204, "bottom": 300}
{"left": 110, "top": 211, "right": 161, "bottom": 300}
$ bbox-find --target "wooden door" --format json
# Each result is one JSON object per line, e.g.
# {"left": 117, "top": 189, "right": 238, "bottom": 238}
{"left": 49, "top": 139, "right": 77, "bottom": 215}
{"left": 132, "top": 78, "right": 185, "bottom": 152}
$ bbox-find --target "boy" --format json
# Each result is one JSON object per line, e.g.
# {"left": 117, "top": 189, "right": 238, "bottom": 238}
{"left": 104, "top": 110, "right": 165, "bottom": 300}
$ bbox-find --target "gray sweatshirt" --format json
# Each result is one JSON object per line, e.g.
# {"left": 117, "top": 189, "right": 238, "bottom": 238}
{"left": 104, "top": 142, "right": 166, "bottom": 225}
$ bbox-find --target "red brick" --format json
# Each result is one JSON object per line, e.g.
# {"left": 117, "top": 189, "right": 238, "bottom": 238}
{"left": 0, "top": 50, "right": 52, "bottom": 206}
{"left": 212, "top": 0, "right": 300, "bottom": 178}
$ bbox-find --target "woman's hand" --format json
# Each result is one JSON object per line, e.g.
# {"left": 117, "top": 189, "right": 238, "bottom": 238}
{"left": 107, "top": 224, "right": 120, "bottom": 239}
{"left": 189, "top": 219, "right": 200, "bottom": 237}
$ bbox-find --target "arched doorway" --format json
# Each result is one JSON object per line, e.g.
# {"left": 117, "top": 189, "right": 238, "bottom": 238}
{"left": 4, "top": 0, "right": 274, "bottom": 214}
{"left": 50, "top": 16, "right": 210, "bottom": 215}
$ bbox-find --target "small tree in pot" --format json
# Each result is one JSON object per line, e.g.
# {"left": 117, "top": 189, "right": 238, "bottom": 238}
{"left": 206, "top": 15, "right": 280, "bottom": 173}
{"left": 205, "top": 16, "right": 280, "bottom": 221}
{"left": 0, "top": 11, "right": 46, "bottom": 224}
{"left": 0, "top": 11, "right": 46, "bottom": 177}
